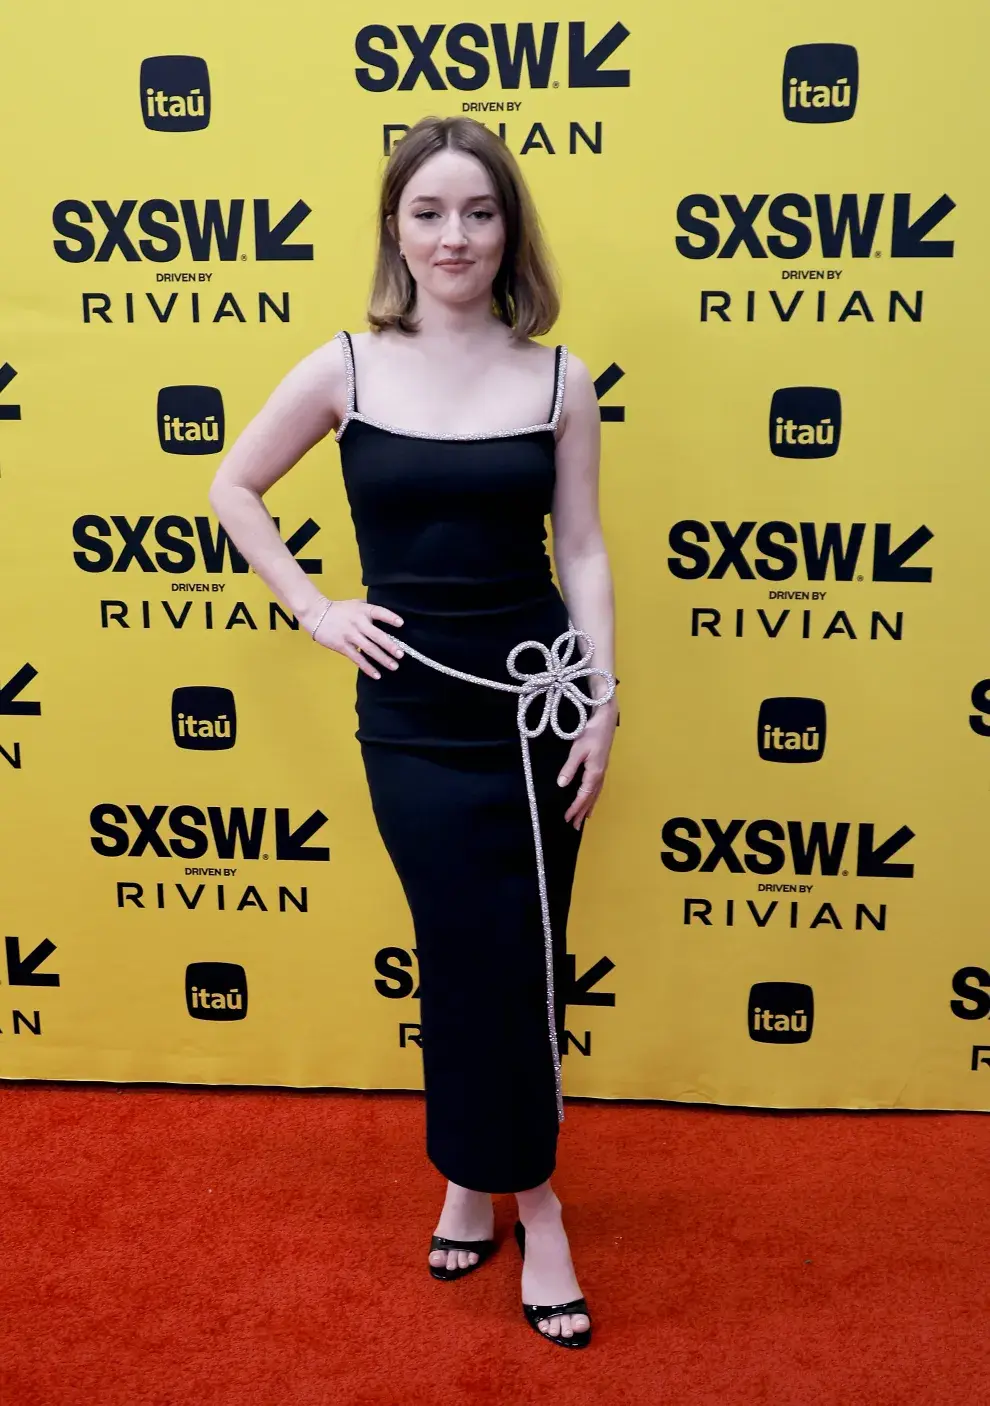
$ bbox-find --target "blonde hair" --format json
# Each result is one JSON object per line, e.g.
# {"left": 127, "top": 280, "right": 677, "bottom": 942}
{"left": 367, "top": 116, "right": 560, "bottom": 339}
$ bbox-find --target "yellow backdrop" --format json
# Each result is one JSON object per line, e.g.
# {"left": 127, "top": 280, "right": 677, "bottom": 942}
{"left": 2, "top": 1, "right": 988, "bottom": 1111}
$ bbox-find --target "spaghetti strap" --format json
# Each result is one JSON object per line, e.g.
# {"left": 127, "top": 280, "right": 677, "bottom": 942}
{"left": 549, "top": 345, "right": 569, "bottom": 431}
{"left": 335, "top": 332, "right": 567, "bottom": 443}
{"left": 336, "top": 329, "right": 358, "bottom": 414}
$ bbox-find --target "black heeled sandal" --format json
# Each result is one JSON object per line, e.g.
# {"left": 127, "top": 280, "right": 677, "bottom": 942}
{"left": 428, "top": 1232, "right": 497, "bottom": 1282}
{"left": 514, "top": 1219, "right": 593, "bottom": 1348}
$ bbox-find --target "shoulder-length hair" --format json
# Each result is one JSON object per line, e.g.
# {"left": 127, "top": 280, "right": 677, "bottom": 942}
{"left": 367, "top": 116, "right": 560, "bottom": 339}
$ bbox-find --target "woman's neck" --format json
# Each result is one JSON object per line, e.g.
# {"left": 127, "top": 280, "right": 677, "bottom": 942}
{"left": 408, "top": 287, "right": 506, "bottom": 346}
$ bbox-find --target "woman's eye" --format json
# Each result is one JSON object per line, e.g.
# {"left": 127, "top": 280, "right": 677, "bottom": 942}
{"left": 412, "top": 209, "right": 495, "bottom": 221}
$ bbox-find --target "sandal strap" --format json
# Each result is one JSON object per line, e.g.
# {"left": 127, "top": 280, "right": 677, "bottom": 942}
{"left": 525, "top": 1296, "right": 589, "bottom": 1318}
{"left": 430, "top": 1234, "right": 494, "bottom": 1252}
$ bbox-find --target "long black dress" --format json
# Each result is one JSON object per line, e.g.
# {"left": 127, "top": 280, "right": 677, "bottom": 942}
{"left": 335, "top": 329, "right": 588, "bottom": 1194}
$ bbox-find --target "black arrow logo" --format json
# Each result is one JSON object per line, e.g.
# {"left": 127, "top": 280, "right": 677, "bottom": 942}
{"left": 890, "top": 193, "right": 955, "bottom": 258}
{"left": 0, "top": 362, "right": 21, "bottom": 421}
{"left": 254, "top": 199, "right": 313, "bottom": 261}
{"left": 563, "top": 954, "right": 616, "bottom": 1006}
{"left": 856, "top": 824, "right": 915, "bottom": 879}
{"left": 568, "top": 21, "right": 630, "bottom": 88}
{"left": 594, "top": 363, "right": 626, "bottom": 422}
{"left": 5, "top": 934, "right": 60, "bottom": 986}
{"left": 872, "top": 524, "right": 933, "bottom": 582}
{"left": 278, "top": 517, "right": 322, "bottom": 573}
{"left": 275, "top": 808, "right": 329, "bottom": 861}
{"left": 0, "top": 663, "right": 40, "bottom": 715}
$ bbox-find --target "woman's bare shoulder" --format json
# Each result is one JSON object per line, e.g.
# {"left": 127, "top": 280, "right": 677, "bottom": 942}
{"left": 515, "top": 336, "right": 591, "bottom": 386}
{"left": 291, "top": 332, "right": 351, "bottom": 422}
{"left": 509, "top": 335, "right": 561, "bottom": 379}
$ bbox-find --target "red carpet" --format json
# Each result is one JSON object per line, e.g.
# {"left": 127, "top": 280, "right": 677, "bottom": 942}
{"left": 1, "top": 1082, "right": 986, "bottom": 1405}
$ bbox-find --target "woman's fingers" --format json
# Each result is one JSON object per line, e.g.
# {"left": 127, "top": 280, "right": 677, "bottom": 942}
{"left": 362, "top": 621, "right": 405, "bottom": 660}
{"left": 353, "top": 633, "right": 399, "bottom": 671}
{"left": 340, "top": 642, "right": 380, "bottom": 678}
{"left": 557, "top": 744, "right": 586, "bottom": 789}
{"left": 564, "top": 767, "right": 604, "bottom": 827}
{"left": 367, "top": 605, "right": 405, "bottom": 629}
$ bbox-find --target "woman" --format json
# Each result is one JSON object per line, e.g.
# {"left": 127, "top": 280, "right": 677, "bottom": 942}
{"left": 208, "top": 115, "right": 618, "bottom": 1349}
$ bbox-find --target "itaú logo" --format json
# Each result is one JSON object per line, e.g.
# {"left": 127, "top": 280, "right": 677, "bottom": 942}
{"left": 158, "top": 386, "right": 224, "bottom": 454}
{"left": 187, "top": 962, "right": 247, "bottom": 1020}
{"left": 172, "top": 687, "right": 236, "bottom": 750}
{"left": 758, "top": 698, "right": 826, "bottom": 763}
{"left": 354, "top": 21, "right": 630, "bottom": 90}
{"left": 749, "top": 982, "right": 814, "bottom": 1044}
{"left": 140, "top": 56, "right": 211, "bottom": 131}
{"left": 782, "top": 43, "right": 858, "bottom": 123}
{"left": 769, "top": 388, "right": 841, "bottom": 459}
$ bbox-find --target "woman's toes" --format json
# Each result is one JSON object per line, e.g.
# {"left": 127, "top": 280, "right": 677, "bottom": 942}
{"left": 467, "top": 1251, "right": 479, "bottom": 1266}
{"left": 539, "top": 1316, "right": 561, "bottom": 1337}
{"left": 429, "top": 1250, "right": 447, "bottom": 1267}
{"left": 570, "top": 1314, "right": 590, "bottom": 1333}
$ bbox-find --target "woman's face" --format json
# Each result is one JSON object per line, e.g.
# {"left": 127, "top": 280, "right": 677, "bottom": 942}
{"left": 392, "top": 149, "right": 506, "bottom": 308}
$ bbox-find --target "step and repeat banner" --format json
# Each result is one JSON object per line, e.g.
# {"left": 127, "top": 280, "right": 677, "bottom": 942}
{"left": 2, "top": 2, "right": 989, "bottom": 1110}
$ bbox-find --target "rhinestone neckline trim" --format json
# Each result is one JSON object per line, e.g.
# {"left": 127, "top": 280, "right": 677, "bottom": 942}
{"left": 333, "top": 331, "right": 568, "bottom": 444}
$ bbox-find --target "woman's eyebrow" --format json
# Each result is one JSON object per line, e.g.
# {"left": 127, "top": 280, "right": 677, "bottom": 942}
{"left": 407, "top": 193, "right": 497, "bottom": 205}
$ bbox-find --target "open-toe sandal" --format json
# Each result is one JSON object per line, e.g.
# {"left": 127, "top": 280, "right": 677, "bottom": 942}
{"left": 428, "top": 1232, "right": 497, "bottom": 1282}
{"left": 514, "top": 1219, "right": 593, "bottom": 1348}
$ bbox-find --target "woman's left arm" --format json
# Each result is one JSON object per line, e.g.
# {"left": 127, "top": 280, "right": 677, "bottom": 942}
{"left": 551, "top": 352, "right": 618, "bottom": 829}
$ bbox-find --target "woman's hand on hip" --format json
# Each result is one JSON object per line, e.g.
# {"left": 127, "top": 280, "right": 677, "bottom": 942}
{"left": 304, "top": 597, "right": 405, "bottom": 679}
{"left": 558, "top": 697, "right": 618, "bottom": 829}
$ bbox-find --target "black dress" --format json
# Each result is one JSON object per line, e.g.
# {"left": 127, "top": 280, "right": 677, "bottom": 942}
{"left": 335, "top": 329, "right": 590, "bottom": 1194}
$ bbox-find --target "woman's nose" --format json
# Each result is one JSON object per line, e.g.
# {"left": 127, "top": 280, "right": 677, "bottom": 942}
{"left": 440, "top": 216, "right": 468, "bottom": 246}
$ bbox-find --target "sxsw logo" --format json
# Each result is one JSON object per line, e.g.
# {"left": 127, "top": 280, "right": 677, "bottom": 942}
{"left": 3, "top": 933, "right": 59, "bottom": 987}
{"left": 770, "top": 388, "right": 841, "bottom": 459}
{"left": 0, "top": 362, "right": 21, "bottom": 421}
{"left": 968, "top": 681, "right": 990, "bottom": 736}
{"left": 172, "top": 687, "right": 236, "bottom": 750}
{"left": 355, "top": 21, "right": 630, "bottom": 91}
{"left": 758, "top": 698, "right": 826, "bottom": 763}
{"left": 667, "top": 521, "right": 933, "bottom": 582}
{"left": 0, "top": 664, "right": 40, "bottom": 718}
{"left": 52, "top": 200, "right": 312, "bottom": 264}
{"left": 661, "top": 818, "right": 914, "bottom": 878}
{"left": 187, "top": 961, "right": 246, "bottom": 1020}
{"left": 141, "top": 56, "right": 211, "bottom": 131}
{"left": 0, "top": 662, "right": 40, "bottom": 771}
{"left": 72, "top": 515, "right": 321, "bottom": 575}
{"left": 783, "top": 44, "right": 857, "bottom": 122}
{"left": 90, "top": 805, "right": 329, "bottom": 861}
{"left": 941, "top": 969, "right": 990, "bottom": 1069}
{"left": 675, "top": 194, "right": 954, "bottom": 260}
{"left": 749, "top": 982, "right": 814, "bottom": 1043}
{"left": 596, "top": 363, "right": 625, "bottom": 421}
{"left": 158, "top": 386, "right": 224, "bottom": 454}
{"left": 951, "top": 967, "right": 990, "bottom": 1021}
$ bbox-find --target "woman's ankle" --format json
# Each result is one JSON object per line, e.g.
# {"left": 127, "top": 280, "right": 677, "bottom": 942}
{"left": 444, "top": 1181, "right": 491, "bottom": 1207}
{"left": 515, "top": 1181, "right": 562, "bottom": 1229}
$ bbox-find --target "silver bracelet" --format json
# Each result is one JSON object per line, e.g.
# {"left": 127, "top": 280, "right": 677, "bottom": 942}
{"left": 310, "top": 598, "right": 334, "bottom": 638}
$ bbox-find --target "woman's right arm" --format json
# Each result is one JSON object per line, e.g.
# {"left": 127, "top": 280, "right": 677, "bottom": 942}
{"left": 207, "top": 337, "right": 404, "bottom": 678}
